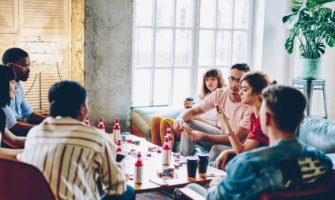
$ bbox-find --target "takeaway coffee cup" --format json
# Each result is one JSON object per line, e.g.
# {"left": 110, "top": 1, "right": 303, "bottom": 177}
{"left": 186, "top": 156, "right": 198, "bottom": 178}
{"left": 184, "top": 97, "right": 194, "bottom": 109}
{"left": 198, "top": 153, "right": 209, "bottom": 174}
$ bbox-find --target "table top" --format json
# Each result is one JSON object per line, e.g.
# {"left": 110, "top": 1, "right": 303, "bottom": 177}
{"left": 108, "top": 133, "right": 226, "bottom": 193}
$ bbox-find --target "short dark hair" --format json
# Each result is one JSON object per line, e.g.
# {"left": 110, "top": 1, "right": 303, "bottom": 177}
{"left": 230, "top": 63, "right": 250, "bottom": 73}
{"left": 49, "top": 80, "right": 86, "bottom": 119}
{"left": 0, "top": 66, "right": 15, "bottom": 107}
{"left": 2, "top": 48, "right": 29, "bottom": 65}
{"left": 262, "top": 85, "right": 306, "bottom": 133}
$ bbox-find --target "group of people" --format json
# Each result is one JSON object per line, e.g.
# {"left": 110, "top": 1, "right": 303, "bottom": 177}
{"left": 0, "top": 48, "right": 135, "bottom": 200}
{"left": 0, "top": 46, "right": 333, "bottom": 200}
{"left": 152, "top": 64, "right": 333, "bottom": 199}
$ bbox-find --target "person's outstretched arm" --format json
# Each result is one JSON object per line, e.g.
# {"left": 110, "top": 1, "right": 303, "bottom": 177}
{"left": 3, "top": 128, "right": 25, "bottom": 148}
{"left": 27, "top": 112, "right": 46, "bottom": 124}
{"left": 9, "top": 122, "right": 34, "bottom": 137}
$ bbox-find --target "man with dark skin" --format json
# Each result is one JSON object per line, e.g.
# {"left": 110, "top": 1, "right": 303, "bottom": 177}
{"left": 2, "top": 48, "right": 46, "bottom": 137}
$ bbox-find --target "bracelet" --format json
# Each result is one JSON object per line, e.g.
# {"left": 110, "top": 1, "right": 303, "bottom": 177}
{"left": 227, "top": 131, "right": 234, "bottom": 136}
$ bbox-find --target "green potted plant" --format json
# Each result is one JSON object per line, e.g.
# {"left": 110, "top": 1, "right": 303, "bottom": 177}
{"left": 283, "top": 0, "right": 335, "bottom": 79}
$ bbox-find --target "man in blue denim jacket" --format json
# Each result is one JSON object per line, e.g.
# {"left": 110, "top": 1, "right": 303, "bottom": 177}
{"left": 182, "top": 85, "right": 333, "bottom": 200}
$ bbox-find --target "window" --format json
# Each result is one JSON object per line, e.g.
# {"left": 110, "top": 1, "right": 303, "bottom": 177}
{"left": 0, "top": 0, "right": 69, "bottom": 113}
{"left": 132, "top": 0, "right": 252, "bottom": 107}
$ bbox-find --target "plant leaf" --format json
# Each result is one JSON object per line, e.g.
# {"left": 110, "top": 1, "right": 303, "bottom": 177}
{"left": 285, "top": 36, "right": 296, "bottom": 54}
{"left": 314, "top": 0, "right": 335, "bottom": 4}
{"left": 283, "top": 13, "right": 300, "bottom": 29}
{"left": 292, "top": 0, "right": 305, "bottom": 11}
{"left": 326, "top": 36, "right": 335, "bottom": 47}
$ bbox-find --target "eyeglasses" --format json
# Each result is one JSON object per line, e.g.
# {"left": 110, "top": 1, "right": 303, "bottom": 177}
{"left": 9, "top": 63, "right": 30, "bottom": 70}
{"left": 228, "top": 76, "right": 241, "bottom": 83}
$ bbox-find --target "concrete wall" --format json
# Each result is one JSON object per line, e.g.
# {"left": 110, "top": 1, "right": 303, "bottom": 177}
{"left": 84, "top": 0, "right": 133, "bottom": 131}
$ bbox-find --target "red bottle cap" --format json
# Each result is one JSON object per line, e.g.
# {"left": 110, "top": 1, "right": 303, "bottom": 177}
{"left": 163, "top": 136, "right": 171, "bottom": 150}
{"left": 115, "top": 118, "right": 120, "bottom": 123}
{"left": 135, "top": 152, "right": 143, "bottom": 166}
{"left": 99, "top": 117, "right": 103, "bottom": 122}
{"left": 164, "top": 136, "right": 169, "bottom": 142}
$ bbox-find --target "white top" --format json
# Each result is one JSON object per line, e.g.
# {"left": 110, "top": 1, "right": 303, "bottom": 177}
{"left": 197, "top": 93, "right": 218, "bottom": 127}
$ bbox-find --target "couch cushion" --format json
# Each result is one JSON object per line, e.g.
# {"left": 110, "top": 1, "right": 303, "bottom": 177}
{"left": 131, "top": 106, "right": 183, "bottom": 141}
{"left": 298, "top": 117, "right": 335, "bottom": 153}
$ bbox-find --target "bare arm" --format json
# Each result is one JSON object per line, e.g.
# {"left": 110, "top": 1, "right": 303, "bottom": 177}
{"left": 27, "top": 112, "right": 46, "bottom": 124}
{"left": 239, "top": 139, "right": 261, "bottom": 152}
{"left": 173, "top": 106, "right": 205, "bottom": 132}
{"left": 227, "top": 126, "right": 249, "bottom": 153}
{"left": 181, "top": 106, "right": 204, "bottom": 122}
{"left": 216, "top": 107, "right": 249, "bottom": 150}
{"left": 200, "top": 125, "right": 249, "bottom": 145}
{"left": 0, "top": 148, "right": 22, "bottom": 160}
{"left": 9, "top": 122, "right": 34, "bottom": 137}
{"left": 3, "top": 128, "right": 25, "bottom": 148}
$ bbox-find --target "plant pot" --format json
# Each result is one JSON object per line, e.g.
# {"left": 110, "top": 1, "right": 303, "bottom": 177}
{"left": 298, "top": 58, "right": 321, "bottom": 80}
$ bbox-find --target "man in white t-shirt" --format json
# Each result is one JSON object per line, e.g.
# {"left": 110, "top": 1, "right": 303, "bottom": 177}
{"left": 173, "top": 64, "right": 252, "bottom": 159}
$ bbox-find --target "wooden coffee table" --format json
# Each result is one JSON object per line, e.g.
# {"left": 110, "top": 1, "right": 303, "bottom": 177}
{"left": 108, "top": 133, "right": 226, "bottom": 193}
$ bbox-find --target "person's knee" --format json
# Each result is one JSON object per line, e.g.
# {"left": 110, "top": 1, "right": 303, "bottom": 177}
{"left": 209, "top": 145, "right": 220, "bottom": 161}
{"left": 188, "top": 120, "right": 197, "bottom": 129}
{"left": 160, "top": 118, "right": 174, "bottom": 127}
{"left": 151, "top": 116, "right": 163, "bottom": 127}
{"left": 180, "top": 132, "right": 195, "bottom": 156}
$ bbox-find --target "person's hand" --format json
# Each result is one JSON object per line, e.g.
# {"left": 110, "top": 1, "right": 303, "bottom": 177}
{"left": 17, "top": 118, "right": 25, "bottom": 123}
{"left": 7, "top": 63, "right": 29, "bottom": 79}
{"left": 215, "top": 150, "right": 230, "bottom": 170}
{"left": 173, "top": 119, "right": 187, "bottom": 134}
{"left": 184, "top": 127, "right": 203, "bottom": 142}
{"left": 216, "top": 105, "right": 232, "bottom": 133}
{"left": 209, "top": 176, "right": 223, "bottom": 188}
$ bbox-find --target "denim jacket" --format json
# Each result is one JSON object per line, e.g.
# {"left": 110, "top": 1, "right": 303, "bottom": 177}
{"left": 206, "top": 138, "right": 333, "bottom": 200}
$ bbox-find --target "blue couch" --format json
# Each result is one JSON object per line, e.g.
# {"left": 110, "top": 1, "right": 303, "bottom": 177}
{"left": 298, "top": 116, "right": 335, "bottom": 153}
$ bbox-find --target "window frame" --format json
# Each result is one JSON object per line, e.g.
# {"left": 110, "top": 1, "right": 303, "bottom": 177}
{"left": 132, "top": 0, "right": 254, "bottom": 107}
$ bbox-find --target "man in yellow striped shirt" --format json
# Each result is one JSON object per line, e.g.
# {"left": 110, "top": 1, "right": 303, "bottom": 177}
{"left": 19, "top": 80, "right": 135, "bottom": 200}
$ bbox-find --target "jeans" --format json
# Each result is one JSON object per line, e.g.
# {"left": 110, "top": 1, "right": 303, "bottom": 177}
{"left": 180, "top": 120, "right": 231, "bottom": 160}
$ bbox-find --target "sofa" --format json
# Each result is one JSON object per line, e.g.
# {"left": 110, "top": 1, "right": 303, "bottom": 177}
{"left": 298, "top": 116, "right": 335, "bottom": 153}
{"left": 130, "top": 106, "right": 182, "bottom": 141}
{"left": 131, "top": 106, "right": 335, "bottom": 154}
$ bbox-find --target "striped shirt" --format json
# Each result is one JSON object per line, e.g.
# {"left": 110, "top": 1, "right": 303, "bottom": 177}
{"left": 19, "top": 117, "right": 126, "bottom": 200}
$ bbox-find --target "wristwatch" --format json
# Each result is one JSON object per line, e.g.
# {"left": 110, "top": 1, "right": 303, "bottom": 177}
{"left": 227, "top": 131, "right": 234, "bottom": 136}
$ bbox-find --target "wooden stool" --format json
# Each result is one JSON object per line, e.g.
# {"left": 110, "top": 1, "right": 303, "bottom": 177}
{"left": 292, "top": 79, "right": 327, "bottom": 118}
